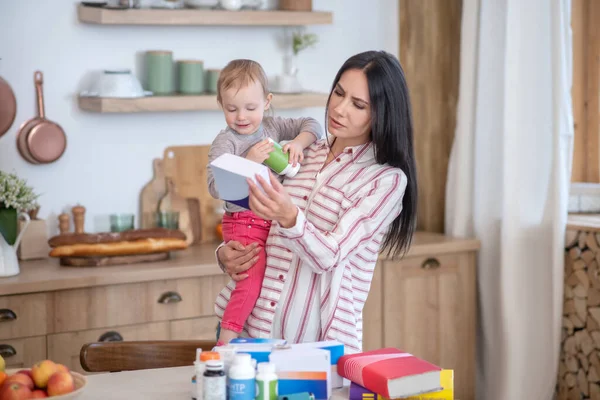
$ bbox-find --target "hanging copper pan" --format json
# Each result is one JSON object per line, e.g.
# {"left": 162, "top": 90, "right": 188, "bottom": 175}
{"left": 0, "top": 75, "right": 16, "bottom": 139}
{"left": 16, "top": 71, "right": 66, "bottom": 164}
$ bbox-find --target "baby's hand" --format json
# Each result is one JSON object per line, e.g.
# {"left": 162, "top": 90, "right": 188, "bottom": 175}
{"left": 246, "top": 139, "right": 274, "bottom": 164}
{"left": 283, "top": 141, "right": 304, "bottom": 167}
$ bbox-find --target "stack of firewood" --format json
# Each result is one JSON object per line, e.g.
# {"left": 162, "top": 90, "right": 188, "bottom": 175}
{"left": 558, "top": 229, "right": 600, "bottom": 400}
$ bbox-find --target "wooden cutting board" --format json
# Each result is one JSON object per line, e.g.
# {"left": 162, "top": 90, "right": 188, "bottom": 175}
{"left": 162, "top": 145, "right": 222, "bottom": 244}
{"left": 159, "top": 178, "right": 193, "bottom": 245}
{"left": 139, "top": 158, "right": 167, "bottom": 229}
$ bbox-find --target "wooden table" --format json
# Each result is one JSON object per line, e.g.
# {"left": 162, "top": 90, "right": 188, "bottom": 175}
{"left": 77, "top": 366, "right": 349, "bottom": 400}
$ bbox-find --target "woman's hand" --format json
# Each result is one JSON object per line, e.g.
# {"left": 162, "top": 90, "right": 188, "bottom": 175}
{"left": 248, "top": 173, "right": 299, "bottom": 228}
{"left": 217, "top": 241, "right": 261, "bottom": 281}
{"left": 282, "top": 140, "right": 304, "bottom": 166}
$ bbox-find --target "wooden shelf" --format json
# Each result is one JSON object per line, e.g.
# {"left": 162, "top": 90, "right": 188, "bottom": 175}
{"left": 77, "top": 4, "right": 332, "bottom": 26}
{"left": 78, "top": 92, "right": 328, "bottom": 113}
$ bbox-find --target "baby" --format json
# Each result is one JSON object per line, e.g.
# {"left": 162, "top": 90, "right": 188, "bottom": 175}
{"left": 207, "top": 59, "right": 323, "bottom": 345}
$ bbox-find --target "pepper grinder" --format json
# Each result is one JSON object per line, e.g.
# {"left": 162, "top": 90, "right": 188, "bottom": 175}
{"left": 72, "top": 205, "right": 86, "bottom": 234}
{"left": 58, "top": 213, "right": 70, "bottom": 234}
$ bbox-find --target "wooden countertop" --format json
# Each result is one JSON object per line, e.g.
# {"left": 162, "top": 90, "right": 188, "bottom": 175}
{"left": 0, "top": 231, "right": 479, "bottom": 296}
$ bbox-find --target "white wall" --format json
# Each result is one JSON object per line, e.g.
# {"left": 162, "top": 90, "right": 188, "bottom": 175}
{"left": 0, "top": 0, "right": 398, "bottom": 233}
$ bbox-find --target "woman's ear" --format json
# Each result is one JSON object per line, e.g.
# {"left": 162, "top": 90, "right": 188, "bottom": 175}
{"left": 265, "top": 93, "right": 273, "bottom": 111}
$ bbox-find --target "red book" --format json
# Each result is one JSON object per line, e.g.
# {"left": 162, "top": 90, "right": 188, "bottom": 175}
{"left": 337, "top": 348, "right": 442, "bottom": 398}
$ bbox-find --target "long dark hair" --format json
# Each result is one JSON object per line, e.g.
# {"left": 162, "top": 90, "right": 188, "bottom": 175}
{"left": 326, "top": 50, "right": 418, "bottom": 258}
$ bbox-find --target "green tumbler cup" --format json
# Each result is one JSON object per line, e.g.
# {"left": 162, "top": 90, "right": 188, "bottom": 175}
{"left": 263, "top": 139, "right": 300, "bottom": 178}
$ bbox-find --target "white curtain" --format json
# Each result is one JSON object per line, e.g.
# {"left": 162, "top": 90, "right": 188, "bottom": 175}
{"left": 445, "top": 0, "right": 574, "bottom": 399}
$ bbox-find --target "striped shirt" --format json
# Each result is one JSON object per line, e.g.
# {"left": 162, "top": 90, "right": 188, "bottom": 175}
{"left": 214, "top": 138, "right": 407, "bottom": 353}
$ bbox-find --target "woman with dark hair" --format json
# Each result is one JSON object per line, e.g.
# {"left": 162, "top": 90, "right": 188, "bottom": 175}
{"left": 214, "top": 50, "right": 418, "bottom": 353}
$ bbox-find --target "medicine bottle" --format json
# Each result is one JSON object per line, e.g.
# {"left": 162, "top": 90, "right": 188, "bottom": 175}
{"left": 228, "top": 353, "right": 256, "bottom": 400}
{"left": 256, "top": 362, "right": 278, "bottom": 400}
{"left": 203, "top": 359, "right": 226, "bottom": 400}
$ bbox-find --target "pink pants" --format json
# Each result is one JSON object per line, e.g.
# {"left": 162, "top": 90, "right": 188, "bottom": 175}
{"left": 220, "top": 210, "right": 271, "bottom": 333}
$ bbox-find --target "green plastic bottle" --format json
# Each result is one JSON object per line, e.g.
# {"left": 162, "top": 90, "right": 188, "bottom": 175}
{"left": 263, "top": 139, "right": 301, "bottom": 178}
{"left": 255, "top": 362, "right": 278, "bottom": 400}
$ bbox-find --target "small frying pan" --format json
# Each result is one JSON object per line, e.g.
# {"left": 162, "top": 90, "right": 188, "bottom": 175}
{"left": 16, "top": 71, "right": 67, "bottom": 164}
{"left": 0, "top": 76, "right": 16, "bottom": 139}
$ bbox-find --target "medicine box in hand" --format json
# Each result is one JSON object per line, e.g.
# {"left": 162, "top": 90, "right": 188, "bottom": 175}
{"left": 209, "top": 153, "right": 272, "bottom": 209}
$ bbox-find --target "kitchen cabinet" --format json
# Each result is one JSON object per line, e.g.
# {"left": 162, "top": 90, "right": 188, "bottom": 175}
{"left": 362, "top": 233, "right": 479, "bottom": 400}
{"left": 0, "top": 232, "right": 478, "bottom": 399}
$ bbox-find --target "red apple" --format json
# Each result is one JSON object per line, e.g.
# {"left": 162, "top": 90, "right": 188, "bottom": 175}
{"left": 55, "top": 364, "right": 69, "bottom": 374}
{"left": 30, "top": 389, "right": 48, "bottom": 398}
{"left": 15, "top": 370, "right": 32, "bottom": 380}
{"left": 31, "top": 360, "right": 57, "bottom": 389}
{"left": 0, "top": 382, "right": 32, "bottom": 400}
{"left": 3, "top": 373, "right": 34, "bottom": 390}
{"left": 46, "top": 372, "right": 74, "bottom": 396}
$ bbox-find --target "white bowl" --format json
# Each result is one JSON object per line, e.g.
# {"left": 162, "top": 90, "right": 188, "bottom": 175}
{"left": 80, "top": 69, "right": 152, "bottom": 98}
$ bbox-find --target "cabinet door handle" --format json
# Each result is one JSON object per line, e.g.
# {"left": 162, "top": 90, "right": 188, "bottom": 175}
{"left": 0, "top": 309, "right": 17, "bottom": 322}
{"left": 158, "top": 291, "right": 182, "bottom": 304}
{"left": 98, "top": 331, "right": 123, "bottom": 342}
{"left": 421, "top": 258, "right": 441, "bottom": 270}
{"left": 0, "top": 344, "right": 16, "bottom": 358}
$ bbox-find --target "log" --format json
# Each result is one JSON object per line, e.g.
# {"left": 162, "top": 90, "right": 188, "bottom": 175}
{"left": 568, "top": 387, "right": 580, "bottom": 400}
{"left": 570, "top": 313, "right": 585, "bottom": 329}
{"left": 579, "top": 368, "right": 590, "bottom": 396}
{"left": 589, "top": 351, "right": 600, "bottom": 372}
{"left": 589, "top": 313, "right": 600, "bottom": 331}
{"left": 580, "top": 232, "right": 588, "bottom": 248}
{"left": 584, "top": 250, "right": 597, "bottom": 264}
{"left": 566, "top": 372, "right": 577, "bottom": 388}
{"left": 569, "top": 272, "right": 582, "bottom": 286}
{"left": 590, "top": 307, "right": 600, "bottom": 326}
{"left": 566, "top": 230, "right": 579, "bottom": 247}
{"left": 590, "top": 288, "right": 600, "bottom": 307}
{"left": 558, "top": 383, "right": 567, "bottom": 400}
{"left": 577, "top": 269, "right": 591, "bottom": 290}
{"left": 570, "top": 246, "right": 583, "bottom": 260}
{"left": 574, "top": 284, "right": 588, "bottom": 298}
{"left": 593, "top": 331, "right": 600, "bottom": 349}
{"left": 590, "top": 261, "right": 600, "bottom": 287}
{"left": 576, "top": 330, "right": 595, "bottom": 356}
{"left": 591, "top": 382, "right": 600, "bottom": 400}
{"left": 588, "top": 234, "right": 600, "bottom": 251}
{"left": 565, "top": 299, "right": 576, "bottom": 315}
{"left": 560, "top": 361, "right": 568, "bottom": 378}
{"left": 564, "top": 316, "right": 575, "bottom": 335}
{"left": 580, "top": 352, "right": 591, "bottom": 372}
{"left": 575, "top": 259, "right": 587, "bottom": 270}
{"left": 576, "top": 297, "right": 589, "bottom": 323}
{"left": 590, "top": 366, "right": 600, "bottom": 383}
{"left": 565, "top": 335, "right": 579, "bottom": 355}
{"left": 567, "top": 354, "right": 580, "bottom": 372}
{"left": 566, "top": 284, "right": 575, "bottom": 299}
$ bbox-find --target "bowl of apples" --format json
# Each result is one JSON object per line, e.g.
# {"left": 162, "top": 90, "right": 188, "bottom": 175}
{"left": 0, "top": 359, "right": 86, "bottom": 399}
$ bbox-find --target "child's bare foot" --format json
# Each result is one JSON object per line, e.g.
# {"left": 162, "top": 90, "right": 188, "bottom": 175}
{"left": 217, "top": 328, "right": 238, "bottom": 345}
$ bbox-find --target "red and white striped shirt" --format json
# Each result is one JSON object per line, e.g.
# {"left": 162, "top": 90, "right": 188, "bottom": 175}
{"left": 214, "top": 139, "right": 406, "bottom": 353}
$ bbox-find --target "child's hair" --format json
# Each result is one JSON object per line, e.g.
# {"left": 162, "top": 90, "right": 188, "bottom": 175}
{"left": 216, "top": 59, "right": 270, "bottom": 105}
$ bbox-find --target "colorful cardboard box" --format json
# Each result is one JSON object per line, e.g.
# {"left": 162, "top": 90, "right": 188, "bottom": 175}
{"left": 288, "top": 340, "right": 345, "bottom": 389}
{"left": 269, "top": 347, "right": 331, "bottom": 400}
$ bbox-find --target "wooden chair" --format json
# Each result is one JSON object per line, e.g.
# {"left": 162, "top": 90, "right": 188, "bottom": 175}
{"left": 79, "top": 340, "right": 218, "bottom": 372}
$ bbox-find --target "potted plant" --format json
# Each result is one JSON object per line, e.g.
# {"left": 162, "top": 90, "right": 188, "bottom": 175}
{"left": 0, "top": 171, "right": 39, "bottom": 277}
{"left": 275, "top": 29, "right": 319, "bottom": 93}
